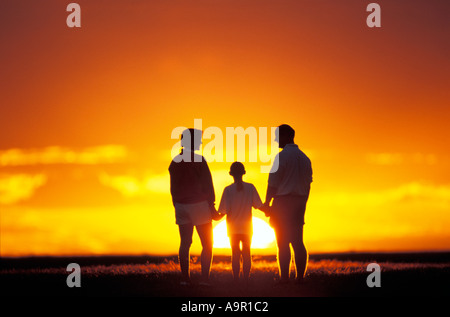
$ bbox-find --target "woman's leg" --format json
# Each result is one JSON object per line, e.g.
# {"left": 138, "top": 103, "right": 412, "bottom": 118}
{"left": 196, "top": 222, "right": 213, "bottom": 283}
{"left": 178, "top": 224, "right": 194, "bottom": 283}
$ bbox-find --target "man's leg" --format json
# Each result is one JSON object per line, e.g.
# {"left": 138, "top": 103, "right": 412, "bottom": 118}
{"left": 275, "top": 229, "right": 291, "bottom": 282}
{"left": 291, "top": 226, "right": 308, "bottom": 281}
{"left": 178, "top": 224, "right": 194, "bottom": 283}
{"left": 196, "top": 222, "right": 213, "bottom": 283}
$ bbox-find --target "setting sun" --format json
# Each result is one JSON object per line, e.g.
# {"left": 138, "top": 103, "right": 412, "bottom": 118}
{"left": 213, "top": 217, "right": 276, "bottom": 249}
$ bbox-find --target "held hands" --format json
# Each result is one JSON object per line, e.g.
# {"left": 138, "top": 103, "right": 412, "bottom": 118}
{"left": 259, "top": 202, "right": 272, "bottom": 217}
{"left": 210, "top": 204, "right": 225, "bottom": 221}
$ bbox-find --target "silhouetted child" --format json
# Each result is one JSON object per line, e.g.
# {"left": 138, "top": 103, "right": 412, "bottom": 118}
{"left": 218, "top": 162, "right": 264, "bottom": 284}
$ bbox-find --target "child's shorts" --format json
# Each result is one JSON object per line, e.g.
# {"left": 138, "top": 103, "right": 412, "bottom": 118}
{"left": 174, "top": 200, "right": 212, "bottom": 226}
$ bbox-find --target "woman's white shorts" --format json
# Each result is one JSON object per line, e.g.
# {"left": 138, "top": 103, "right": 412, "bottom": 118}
{"left": 174, "top": 200, "right": 212, "bottom": 226}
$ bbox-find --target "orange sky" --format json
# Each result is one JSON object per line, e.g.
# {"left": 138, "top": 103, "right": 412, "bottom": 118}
{"left": 1, "top": 0, "right": 449, "bottom": 256}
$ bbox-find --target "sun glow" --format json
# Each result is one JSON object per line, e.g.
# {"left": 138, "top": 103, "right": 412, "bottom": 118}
{"left": 213, "top": 217, "right": 276, "bottom": 249}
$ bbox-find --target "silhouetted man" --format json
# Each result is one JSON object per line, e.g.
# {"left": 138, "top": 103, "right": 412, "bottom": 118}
{"left": 263, "top": 124, "right": 313, "bottom": 284}
{"left": 169, "top": 128, "right": 215, "bottom": 286}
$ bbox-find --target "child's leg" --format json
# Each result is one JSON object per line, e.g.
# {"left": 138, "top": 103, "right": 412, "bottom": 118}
{"left": 230, "top": 235, "right": 241, "bottom": 282}
{"left": 242, "top": 234, "right": 252, "bottom": 281}
{"left": 241, "top": 235, "right": 252, "bottom": 282}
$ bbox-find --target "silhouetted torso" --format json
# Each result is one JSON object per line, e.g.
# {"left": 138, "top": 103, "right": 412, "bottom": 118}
{"left": 269, "top": 144, "right": 312, "bottom": 196}
{"left": 169, "top": 151, "right": 215, "bottom": 205}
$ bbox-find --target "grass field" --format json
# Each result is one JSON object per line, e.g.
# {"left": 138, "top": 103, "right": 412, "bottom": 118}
{"left": 1, "top": 252, "right": 449, "bottom": 299}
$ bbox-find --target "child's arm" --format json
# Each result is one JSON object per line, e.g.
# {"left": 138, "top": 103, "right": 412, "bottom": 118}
{"left": 213, "top": 188, "right": 229, "bottom": 221}
{"left": 258, "top": 204, "right": 272, "bottom": 217}
{"left": 210, "top": 204, "right": 225, "bottom": 221}
{"left": 252, "top": 185, "right": 271, "bottom": 217}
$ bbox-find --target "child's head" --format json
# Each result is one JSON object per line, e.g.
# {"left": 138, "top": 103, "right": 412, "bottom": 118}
{"left": 229, "top": 161, "right": 246, "bottom": 178}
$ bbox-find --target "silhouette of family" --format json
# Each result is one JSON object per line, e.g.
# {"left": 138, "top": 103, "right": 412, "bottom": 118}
{"left": 169, "top": 124, "right": 312, "bottom": 287}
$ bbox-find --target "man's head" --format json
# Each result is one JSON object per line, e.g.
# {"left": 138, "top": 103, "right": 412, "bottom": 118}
{"left": 180, "top": 128, "right": 202, "bottom": 151}
{"left": 275, "top": 124, "right": 295, "bottom": 148}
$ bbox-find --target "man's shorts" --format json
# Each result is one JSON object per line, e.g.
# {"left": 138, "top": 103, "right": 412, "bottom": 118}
{"left": 270, "top": 194, "right": 308, "bottom": 229}
{"left": 174, "top": 200, "right": 212, "bottom": 226}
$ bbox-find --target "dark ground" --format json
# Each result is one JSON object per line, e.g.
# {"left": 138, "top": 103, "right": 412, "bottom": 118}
{"left": 1, "top": 252, "right": 449, "bottom": 302}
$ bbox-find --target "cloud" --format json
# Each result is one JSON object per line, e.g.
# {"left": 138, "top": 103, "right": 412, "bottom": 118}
{"left": 386, "top": 182, "right": 450, "bottom": 203}
{"left": 314, "top": 182, "right": 450, "bottom": 208}
{"left": 0, "top": 174, "right": 47, "bottom": 204}
{"left": 98, "top": 172, "right": 169, "bottom": 197}
{"left": 305, "top": 182, "right": 450, "bottom": 251}
{"left": 0, "top": 145, "right": 128, "bottom": 166}
{"left": 366, "top": 152, "right": 438, "bottom": 165}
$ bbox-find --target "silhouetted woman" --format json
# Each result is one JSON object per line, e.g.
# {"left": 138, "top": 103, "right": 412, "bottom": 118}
{"left": 169, "top": 128, "right": 216, "bottom": 285}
